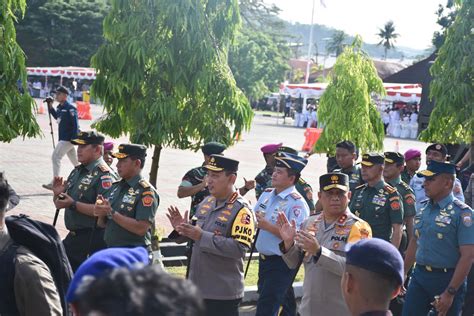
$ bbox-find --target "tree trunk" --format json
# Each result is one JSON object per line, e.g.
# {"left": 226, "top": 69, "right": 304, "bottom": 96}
{"left": 149, "top": 145, "right": 162, "bottom": 187}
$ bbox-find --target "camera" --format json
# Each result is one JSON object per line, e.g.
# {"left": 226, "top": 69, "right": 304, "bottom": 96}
{"left": 43, "top": 96, "right": 54, "bottom": 103}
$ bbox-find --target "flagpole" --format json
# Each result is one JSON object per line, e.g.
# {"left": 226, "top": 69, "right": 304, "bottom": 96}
{"left": 305, "top": 0, "right": 316, "bottom": 84}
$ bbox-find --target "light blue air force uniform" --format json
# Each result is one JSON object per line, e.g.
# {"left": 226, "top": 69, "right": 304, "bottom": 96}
{"left": 253, "top": 186, "right": 310, "bottom": 256}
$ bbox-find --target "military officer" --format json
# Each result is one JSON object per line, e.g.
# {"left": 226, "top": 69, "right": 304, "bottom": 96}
{"left": 254, "top": 152, "right": 310, "bottom": 316}
{"left": 401, "top": 149, "right": 421, "bottom": 184}
{"left": 254, "top": 144, "right": 314, "bottom": 212}
{"left": 403, "top": 161, "right": 474, "bottom": 316}
{"left": 167, "top": 155, "right": 255, "bottom": 316}
{"left": 383, "top": 151, "right": 417, "bottom": 251}
{"left": 334, "top": 140, "right": 364, "bottom": 196}
{"left": 349, "top": 153, "right": 404, "bottom": 248}
{"left": 278, "top": 173, "right": 372, "bottom": 316}
{"left": 410, "top": 143, "right": 465, "bottom": 213}
{"left": 177, "top": 142, "right": 226, "bottom": 217}
{"left": 52, "top": 131, "right": 117, "bottom": 271}
{"left": 94, "top": 144, "right": 159, "bottom": 255}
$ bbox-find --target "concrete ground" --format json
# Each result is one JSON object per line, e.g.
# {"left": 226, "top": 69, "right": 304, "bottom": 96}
{"left": 0, "top": 99, "right": 428, "bottom": 239}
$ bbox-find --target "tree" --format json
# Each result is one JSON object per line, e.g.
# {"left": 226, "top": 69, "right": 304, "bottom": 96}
{"left": 16, "top": 0, "right": 108, "bottom": 66}
{"left": 228, "top": 0, "right": 290, "bottom": 101}
{"left": 0, "top": 0, "right": 41, "bottom": 142}
{"left": 420, "top": 0, "right": 473, "bottom": 156}
{"left": 326, "top": 30, "right": 347, "bottom": 57}
{"left": 314, "top": 36, "right": 385, "bottom": 155}
{"left": 432, "top": 1, "right": 457, "bottom": 49}
{"left": 377, "top": 21, "right": 399, "bottom": 59}
{"left": 91, "top": 0, "right": 253, "bottom": 186}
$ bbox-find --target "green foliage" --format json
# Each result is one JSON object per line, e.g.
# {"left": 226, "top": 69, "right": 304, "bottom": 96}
{"left": 432, "top": 1, "right": 457, "bottom": 49}
{"left": 314, "top": 36, "right": 385, "bottom": 155}
{"left": 16, "top": 0, "right": 108, "bottom": 66}
{"left": 91, "top": 0, "right": 253, "bottom": 151}
{"left": 326, "top": 30, "right": 347, "bottom": 57}
{"left": 228, "top": 0, "right": 290, "bottom": 101}
{"left": 0, "top": 0, "right": 40, "bottom": 142}
{"left": 229, "top": 28, "right": 290, "bottom": 101}
{"left": 420, "top": 0, "right": 473, "bottom": 144}
{"left": 377, "top": 21, "right": 399, "bottom": 59}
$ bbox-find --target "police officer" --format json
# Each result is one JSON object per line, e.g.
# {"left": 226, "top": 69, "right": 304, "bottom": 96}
{"left": 254, "top": 152, "right": 310, "bottom": 316}
{"left": 52, "top": 131, "right": 117, "bottom": 271}
{"left": 349, "top": 153, "right": 404, "bottom": 248}
{"left": 167, "top": 155, "right": 255, "bottom": 316}
{"left": 334, "top": 140, "right": 364, "bottom": 196}
{"left": 403, "top": 161, "right": 474, "bottom": 316}
{"left": 43, "top": 86, "right": 79, "bottom": 190}
{"left": 401, "top": 149, "right": 421, "bottom": 184}
{"left": 278, "top": 173, "right": 372, "bottom": 316}
{"left": 410, "top": 143, "right": 464, "bottom": 213}
{"left": 254, "top": 144, "right": 315, "bottom": 212}
{"left": 383, "top": 152, "right": 416, "bottom": 251}
{"left": 342, "top": 239, "right": 404, "bottom": 316}
{"left": 94, "top": 144, "right": 158, "bottom": 254}
{"left": 177, "top": 142, "right": 226, "bottom": 217}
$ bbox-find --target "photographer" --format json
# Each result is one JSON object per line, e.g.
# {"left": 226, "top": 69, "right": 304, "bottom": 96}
{"left": 42, "top": 86, "right": 79, "bottom": 190}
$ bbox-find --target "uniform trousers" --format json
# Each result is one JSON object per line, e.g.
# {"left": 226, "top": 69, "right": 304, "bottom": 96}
{"left": 52, "top": 140, "right": 78, "bottom": 178}
{"left": 256, "top": 255, "right": 298, "bottom": 316}
{"left": 63, "top": 228, "right": 106, "bottom": 271}
{"left": 204, "top": 298, "right": 241, "bottom": 316}
{"left": 403, "top": 265, "right": 466, "bottom": 316}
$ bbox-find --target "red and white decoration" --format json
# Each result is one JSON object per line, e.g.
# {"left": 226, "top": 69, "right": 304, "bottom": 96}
{"left": 27, "top": 67, "right": 96, "bottom": 80}
{"left": 280, "top": 82, "right": 422, "bottom": 103}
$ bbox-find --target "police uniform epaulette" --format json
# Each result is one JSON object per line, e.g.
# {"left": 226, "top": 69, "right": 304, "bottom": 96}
{"left": 264, "top": 188, "right": 273, "bottom": 192}
{"left": 453, "top": 199, "right": 470, "bottom": 209}
{"left": 400, "top": 181, "right": 411, "bottom": 190}
{"left": 98, "top": 163, "right": 110, "bottom": 173}
{"left": 228, "top": 191, "right": 239, "bottom": 204}
{"left": 290, "top": 192, "right": 301, "bottom": 200}
{"left": 384, "top": 184, "right": 397, "bottom": 194}
{"left": 298, "top": 178, "right": 307, "bottom": 184}
{"left": 139, "top": 179, "right": 151, "bottom": 189}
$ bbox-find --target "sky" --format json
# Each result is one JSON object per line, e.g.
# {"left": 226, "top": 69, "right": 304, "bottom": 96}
{"left": 267, "top": 0, "right": 447, "bottom": 50}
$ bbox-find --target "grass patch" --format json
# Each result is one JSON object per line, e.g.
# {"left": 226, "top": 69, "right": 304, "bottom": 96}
{"left": 166, "top": 260, "right": 305, "bottom": 287}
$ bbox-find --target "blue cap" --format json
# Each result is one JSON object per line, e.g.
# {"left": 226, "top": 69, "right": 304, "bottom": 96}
{"left": 417, "top": 160, "right": 456, "bottom": 178}
{"left": 66, "top": 247, "right": 149, "bottom": 303}
{"left": 275, "top": 152, "right": 308, "bottom": 173}
{"left": 346, "top": 238, "right": 404, "bottom": 286}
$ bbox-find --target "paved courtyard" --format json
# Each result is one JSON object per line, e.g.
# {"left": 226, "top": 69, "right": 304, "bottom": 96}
{"left": 0, "top": 100, "right": 428, "bottom": 238}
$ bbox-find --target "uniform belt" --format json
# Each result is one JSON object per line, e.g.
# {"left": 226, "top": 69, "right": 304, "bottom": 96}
{"left": 259, "top": 254, "right": 280, "bottom": 260}
{"left": 418, "top": 264, "right": 454, "bottom": 273}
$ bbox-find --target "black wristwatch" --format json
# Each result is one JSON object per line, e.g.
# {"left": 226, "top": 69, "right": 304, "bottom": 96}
{"left": 447, "top": 286, "right": 457, "bottom": 296}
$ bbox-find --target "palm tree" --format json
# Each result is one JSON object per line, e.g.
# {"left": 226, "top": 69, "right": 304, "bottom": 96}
{"left": 377, "top": 21, "right": 399, "bottom": 59}
{"left": 326, "top": 30, "right": 347, "bottom": 57}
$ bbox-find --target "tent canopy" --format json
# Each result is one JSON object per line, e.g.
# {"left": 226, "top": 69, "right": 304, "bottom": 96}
{"left": 27, "top": 66, "right": 96, "bottom": 80}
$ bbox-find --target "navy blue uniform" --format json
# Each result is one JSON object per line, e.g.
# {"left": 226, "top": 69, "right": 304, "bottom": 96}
{"left": 48, "top": 101, "right": 79, "bottom": 141}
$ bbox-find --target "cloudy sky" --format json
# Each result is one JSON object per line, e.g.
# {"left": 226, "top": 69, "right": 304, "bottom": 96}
{"left": 267, "top": 0, "right": 447, "bottom": 50}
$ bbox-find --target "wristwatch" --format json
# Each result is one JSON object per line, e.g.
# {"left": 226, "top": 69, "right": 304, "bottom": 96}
{"left": 107, "top": 209, "right": 116, "bottom": 220}
{"left": 447, "top": 286, "right": 457, "bottom": 296}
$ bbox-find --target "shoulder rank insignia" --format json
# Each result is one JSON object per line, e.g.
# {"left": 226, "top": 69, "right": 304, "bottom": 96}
{"left": 337, "top": 214, "right": 348, "bottom": 224}
{"left": 228, "top": 192, "right": 238, "bottom": 204}
{"left": 453, "top": 199, "right": 469, "bottom": 209}
{"left": 98, "top": 164, "right": 110, "bottom": 173}
{"left": 290, "top": 192, "right": 301, "bottom": 200}
{"left": 384, "top": 184, "right": 397, "bottom": 194}
{"left": 298, "top": 178, "right": 307, "bottom": 184}
{"left": 139, "top": 179, "right": 151, "bottom": 189}
{"left": 264, "top": 188, "right": 273, "bottom": 192}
